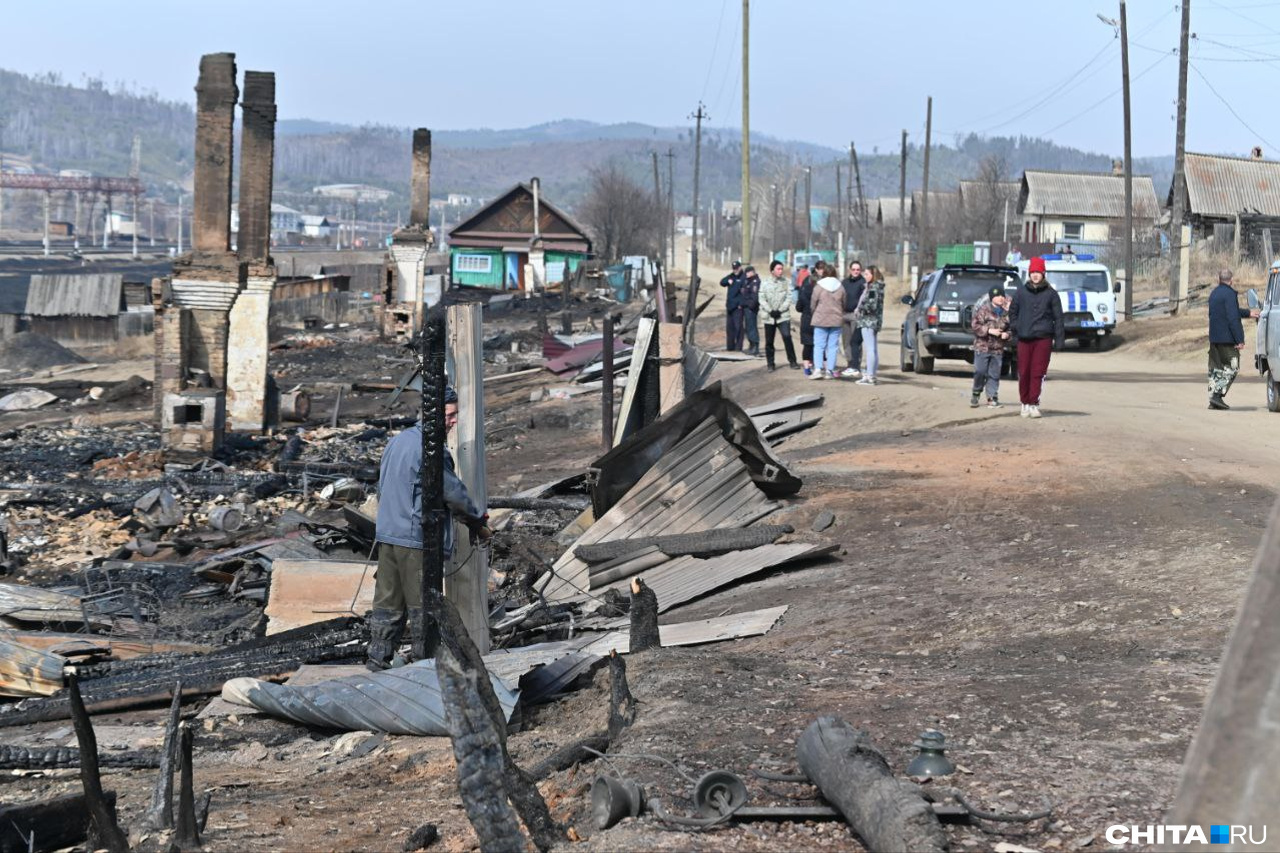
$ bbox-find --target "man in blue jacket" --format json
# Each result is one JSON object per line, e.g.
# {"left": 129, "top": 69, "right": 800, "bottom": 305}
{"left": 369, "top": 386, "right": 490, "bottom": 669}
{"left": 1207, "top": 269, "right": 1260, "bottom": 410}
{"left": 720, "top": 261, "right": 745, "bottom": 350}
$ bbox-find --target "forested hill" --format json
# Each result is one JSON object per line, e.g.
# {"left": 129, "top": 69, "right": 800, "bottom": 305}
{"left": 0, "top": 67, "right": 1173, "bottom": 216}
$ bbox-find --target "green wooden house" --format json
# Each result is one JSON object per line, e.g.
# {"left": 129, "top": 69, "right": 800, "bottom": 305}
{"left": 448, "top": 183, "right": 592, "bottom": 289}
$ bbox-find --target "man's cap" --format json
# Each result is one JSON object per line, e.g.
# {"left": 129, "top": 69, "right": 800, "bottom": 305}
{"left": 732, "top": 259, "right": 742, "bottom": 267}
{"left": 744, "top": 265, "right": 756, "bottom": 273}
{"left": 988, "top": 285, "right": 1005, "bottom": 299}
{"left": 1219, "top": 268, "right": 1234, "bottom": 284}
{"left": 444, "top": 385, "right": 458, "bottom": 404}
{"left": 1028, "top": 257, "right": 1047, "bottom": 274}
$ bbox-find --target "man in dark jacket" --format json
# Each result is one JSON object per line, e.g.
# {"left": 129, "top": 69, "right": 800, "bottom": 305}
{"left": 739, "top": 266, "right": 762, "bottom": 355}
{"left": 1008, "top": 257, "right": 1065, "bottom": 419}
{"left": 720, "top": 261, "right": 745, "bottom": 350}
{"left": 1207, "top": 268, "right": 1260, "bottom": 410}
{"left": 370, "top": 386, "right": 491, "bottom": 669}
{"left": 840, "top": 260, "right": 866, "bottom": 376}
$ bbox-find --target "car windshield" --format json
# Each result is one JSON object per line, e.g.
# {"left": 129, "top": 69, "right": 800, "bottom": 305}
{"left": 933, "top": 272, "right": 1017, "bottom": 303}
{"left": 1045, "top": 270, "right": 1110, "bottom": 292}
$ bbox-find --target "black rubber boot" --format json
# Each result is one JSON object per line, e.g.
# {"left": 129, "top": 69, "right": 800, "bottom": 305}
{"left": 1209, "top": 394, "right": 1230, "bottom": 410}
{"left": 366, "top": 608, "right": 405, "bottom": 671}
{"left": 402, "top": 606, "right": 435, "bottom": 663}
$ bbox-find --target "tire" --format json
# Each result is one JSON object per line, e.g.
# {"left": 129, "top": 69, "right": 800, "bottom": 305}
{"left": 900, "top": 328, "right": 914, "bottom": 372}
{"left": 1268, "top": 371, "right": 1280, "bottom": 413}
{"left": 1001, "top": 356, "right": 1016, "bottom": 378}
{"left": 914, "top": 333, "right": 935, "bottom": 374}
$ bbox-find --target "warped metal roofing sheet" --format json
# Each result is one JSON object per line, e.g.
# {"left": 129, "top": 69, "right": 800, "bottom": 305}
{"left": 25, "top": 274, "right": 124, "bottom": 318}
{"left": 1021, "top": 170, "right": 1159, "bottom": 219}
{"left": 1182, "top": 152, "right": 1280, "bottom": 218}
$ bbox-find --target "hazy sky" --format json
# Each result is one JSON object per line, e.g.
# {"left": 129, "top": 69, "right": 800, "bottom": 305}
{"left": 4, "top": 0, "right": 1280, "bottom": 158}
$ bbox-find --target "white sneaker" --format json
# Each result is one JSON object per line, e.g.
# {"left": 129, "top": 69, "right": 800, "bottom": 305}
{"left": 1029, "top": 405, "right": 1042, "bottom": 419}
{"left": 810, "top": 371, "right": 826, "bottom": 380}
{"left": 1020, "top": 404, "right": 1030, "bottom": 418}
{"left": 841, "top": 368, "right": 861, "bottom": 378}
{"left": 855, "top": 376, "right": 876, "bottom": 385}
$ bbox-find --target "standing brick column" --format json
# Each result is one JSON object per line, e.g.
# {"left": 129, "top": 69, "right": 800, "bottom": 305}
{"left": 237, "top": 71, "right": 276, "bottom": 263}
{"left": 408, "top": 128, "right": 432, "bottom": 230}
{"left": 193, "top": 53, "right": 238, "bottom": 254}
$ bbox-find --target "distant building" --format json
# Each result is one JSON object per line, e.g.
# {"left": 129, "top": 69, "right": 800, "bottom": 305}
{"left": 876, "top": 196, "right": 913, "bottom": 230}
{"left": 1174, "top": 150, "right": 1280, "bottom": 241}
{"left": 447, "top": 193, "right": 474, "bottom": 207}
{"left": 312, "top": 183, "right": 393, "bottom": 203}
{"left": 1019, "top": 169, "right": 1159, "bottom": 244}
{"left": 7, "top": 273, "right": 151, "bottom": 348}
{"left": 231, "top": 203, "right": 303, "bottom": 241}
{"left": 448, "top": 183, "right": 591, "bottom": 289}
{"left": 299, "top": 214, "right": 334, "bottom": 239}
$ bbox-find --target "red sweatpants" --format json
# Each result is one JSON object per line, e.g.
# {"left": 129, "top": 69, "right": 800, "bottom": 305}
{"left": 1016, "top": 338, "right": 1053, "bottom": 405}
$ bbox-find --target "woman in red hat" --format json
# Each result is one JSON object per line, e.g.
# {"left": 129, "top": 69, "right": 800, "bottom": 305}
{"left": 1008, "top": 257, "right": 1065, "bottom": 418}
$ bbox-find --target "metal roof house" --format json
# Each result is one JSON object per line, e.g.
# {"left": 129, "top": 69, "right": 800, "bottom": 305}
{"left": 875, "top": 196, "right": 913, "bottom": 230}
{"left": 1018, "top": 169, "right": 1159, "bottom": 245}
{"left": 1173, "top": 151, "right": 1280, "bottom": 229}
{"left": 447, "top": 183, "right": 591, "bottom": 290}
{"left": 10, "top": 273, "right": 152, "bottom": 348}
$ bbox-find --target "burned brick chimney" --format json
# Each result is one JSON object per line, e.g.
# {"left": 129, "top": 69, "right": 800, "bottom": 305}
{"left": 237, "top": 71, "right": 276, "bottom": 264}
{"left": 192, "top": 53, "right": 238, "bottom": 255}
{"left": 408, "top": 128, "right": 432, "bottom": 231}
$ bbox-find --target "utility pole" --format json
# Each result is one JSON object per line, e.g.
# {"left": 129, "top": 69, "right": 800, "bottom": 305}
{"left": 852, "top": 143, "right": 866, "bottom": 227}
{"left": 835, "top": 163, "right": 843, "bottom": 240}
{"left": 921, "top": 96, "right": 933, "bottom": 265}
{"left": 684, "top": 103, "right": 708, "bottom": 345}
{"left": 149, "top": 197, "right": 156, "bottom": 248}
{"left": 652, "top": 151, "right": 665, "bottom": 267}
{"left": 665, "top": 148, "right": 675, "bottom": 270}
{"left": 740, "top": 0, "right": 751, "bottom": 265}
{"left": 770, "top": 183, "right": 778, "bottom": 259}
{"left": 790, "top": 179, "right": 798, "bottom": 256}
{"left": 1169, "top": 0, "right": 1191, "bottom": 315}
{"left": 848, "top": 143, "right": 856, "bottom": 234}
{"left": 803, "top": 166, "right": 812, "bottom": 252}
{"left": 1120, "top": 0, "right": 1134, "bottom": 321}
{"left": 177, "top": 194, "right": 184, "bottom": 254}
{"left": 899, "top": 131, "right": 908, "bottom": 264}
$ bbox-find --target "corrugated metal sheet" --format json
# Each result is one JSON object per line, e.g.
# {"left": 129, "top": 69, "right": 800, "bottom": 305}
{"left": 539, "top": 418, "right": 779, "bottom": 602}
{"left": 1182, "top": 152, "right": 1280, "bottom": 219}
{"left": 592, "top": 544, "right": 834, "bottom": 613}
{"left": 877, "top": 197, "right": 912, "bottom": 227}
{"left": 957, "top": 181, "right": 1020, "bottom": 209}
{"left": 1021, "top": 170, "right": 1159, "bottom": 219}
{"left": 25, "top": 274, "right": 124, "bottom": 318}
{"left": 579, "top": 605, "right": 790, "bottom": 654}
{"left": 0, "top": 278, "right": 30, "bottom": 315}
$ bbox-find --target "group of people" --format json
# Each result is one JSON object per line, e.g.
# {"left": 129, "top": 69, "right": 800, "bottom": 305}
{"left": 720, "top": 258, "right": 885, "bottom": 383}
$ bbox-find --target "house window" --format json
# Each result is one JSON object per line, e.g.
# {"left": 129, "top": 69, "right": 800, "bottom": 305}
{"left": 456, "top": 254, "right": 492, "bottom": 274}
{"left": 1063, "top": 222, "right": 1084, "bottom": 242}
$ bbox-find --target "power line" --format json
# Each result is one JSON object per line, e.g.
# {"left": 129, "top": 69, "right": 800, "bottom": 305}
{"left": 1189, "top": 61, "right": 1280, "bottom": 151}
{"left": 1036, "top": 51, "right": 1173, "bottom": 138}
{"left": 700, "top": 0, "right": 732, "bottom": 103}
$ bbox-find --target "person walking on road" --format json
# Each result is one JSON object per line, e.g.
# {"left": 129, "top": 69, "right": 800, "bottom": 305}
{"left": 370, "top": 386, "right": 491, "bottom": 670}
{"left": 1008, "top": 256, "right": 1064, "bottom": 419}
{"left": 970, "top": 285, "right": 1012, "bottom": 407}
{"left": 740, "top": 265, "right": 762, "bottom": 356}
{"left": 796, "top": 264, "right": 816, "bottom": 374}
{"left": 1207, "top": 268, "right": 1260, "bottom": 410}
{"left": 760, "top": 260, "right": 800, "bottom": 371}
{"left": 840, "top": 260, "right": 866, "bottom": 377}
{"left": 853, "top": 265, "right": 885, "bottom": 385}
{"left": 808, "top": 261, "right": 847, "bottom": 380}
{"left": 720, "top": 261, "right": 745, "bottom": 351}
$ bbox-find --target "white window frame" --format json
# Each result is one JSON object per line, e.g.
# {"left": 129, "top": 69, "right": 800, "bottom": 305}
{"left": 456, "top": 254, "right": 492, "bottom": 274}
{"left": 1062, "top": 221, "right": 1084, "bottom": 242}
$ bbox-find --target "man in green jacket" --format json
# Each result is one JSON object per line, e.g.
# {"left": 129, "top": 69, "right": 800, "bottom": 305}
{"left": 760, "top": 260, "right": 799, "bottom": 371}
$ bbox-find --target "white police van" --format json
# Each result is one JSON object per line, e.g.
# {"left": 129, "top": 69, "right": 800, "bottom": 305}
{"left": 1016, "top": 253, "right": 1120, "bottom": 347}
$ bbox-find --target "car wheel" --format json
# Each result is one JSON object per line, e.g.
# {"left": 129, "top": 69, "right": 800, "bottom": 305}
{"left": 900, "top": 328, "right": 914, "bottom": 372}
{"left": 1268, "top": 371, "right": 1280, "bottom": 413}
{"left": 914, "top": 333, "right": 934, "bottom": 374}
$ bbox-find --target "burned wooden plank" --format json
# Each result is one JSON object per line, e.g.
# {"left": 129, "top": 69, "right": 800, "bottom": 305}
{"left": 67, "top": 676, "right": 129, "bottom": 853}
{"left": 796, "top": 717, "right": 946, "bottom": 853}
{"left": 628, "top": 578, "right": 660, "bottom": 653}
{"left": 0, "top": 791, "right": 118, "bottom": 853}
{"left": 172, "top": 724, "right": 201, "bottom": 850}
{"left": 0, "top": 744, "right": 159, "bottom": 770}
{"left": 142, "top": 681, "right": 182, "bottom": 831}
{"left": 0, "top": 635, "right": 65, "bottom": 698}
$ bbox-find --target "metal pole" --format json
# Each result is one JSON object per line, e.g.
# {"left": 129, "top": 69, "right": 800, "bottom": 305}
{"left": 921, "top": 97, "right": 933, "bottom": 265}
{"left": 683, "top": 103, "right": 707, "bottom": 345}
{"left": 150, "top": 198, "right": 156, "bottom": 248}
{"left": 42, "top": 191, "right": 49, "bottom": 257}
{"left": 131, "top": 192, "right": 138, "bottom": 258}
{"left": 740, "top": 0, "right": 750, "bottom": 265}
{"left": 804, "top": 167, "right": 812, "bottom": 252}
{"left": 667, "top": 148, "right": 676, "bottom": 270}
{"left": 177, "top": 194, "right": 184, "bottom": 254}
{"left": 1120, "top": 0, "right": 1134, "bottom": 321}
{"left": 1169, "top": 0, "right": 1190, "bottom": 314}
{"left": 602, "top": 315, "right": 615, "bottom": 451}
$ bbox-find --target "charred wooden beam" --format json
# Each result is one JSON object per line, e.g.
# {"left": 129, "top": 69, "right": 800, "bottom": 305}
{"left": 529, "top": 733, "right": 611, "bottom": 781}
{"left": 628, "top": 577, "right": 660, "bottom": 653}
{"left": 67, "top": 676, "right": 130, "bottom": 853}
{"left": 607, "top": 650, "right": 637, "bottom": 739}
{"left": 0, "top": 743, "right": 160, "bottom": 770}
{"left": 142, "top": 680, "right": 182, "bottom": 831}
{"left": 0, "top": 791, "right": 118, "bottom": 853}
{"left": 486, "top": 496, "right": 589, "bottom": 511}
{"left": 0, "top": 620, "right": 362, "bottom": 729}
{"left": 796, "top": 717, "right": 947, "bottom": 853}
{"left": 172, "top": 724, "right": 200, "bottom": 850}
